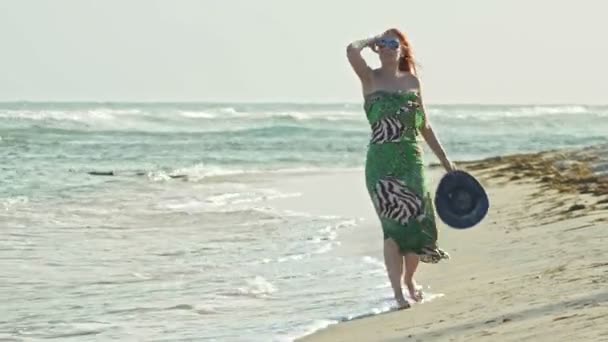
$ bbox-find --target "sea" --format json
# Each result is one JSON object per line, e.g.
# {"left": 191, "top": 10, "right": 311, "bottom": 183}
{"left": 1, "top": 102, "right": 608, "bottom": 341}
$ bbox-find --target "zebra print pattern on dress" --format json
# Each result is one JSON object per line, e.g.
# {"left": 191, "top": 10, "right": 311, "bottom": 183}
{"left": 370, "top": 116, "right": 404, "bottom": 144}
{"left": 419, "top": 246, "right": 450, "bottom": 264}
{"left": 374, "top": 176, "right": 424, "bottom": 224}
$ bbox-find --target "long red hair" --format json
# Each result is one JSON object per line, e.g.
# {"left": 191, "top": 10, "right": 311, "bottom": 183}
{"left": 384, "top": 28, "right": 418, "bottom": 75}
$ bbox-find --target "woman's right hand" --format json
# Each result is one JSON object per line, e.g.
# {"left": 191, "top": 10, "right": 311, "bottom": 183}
{"left": 368, "top": 36, "right": 380, "bottom": 53}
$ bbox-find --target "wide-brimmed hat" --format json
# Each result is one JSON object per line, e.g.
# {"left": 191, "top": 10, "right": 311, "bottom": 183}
{"left": 434, "top": 170, "right": 489, "bottom": 229}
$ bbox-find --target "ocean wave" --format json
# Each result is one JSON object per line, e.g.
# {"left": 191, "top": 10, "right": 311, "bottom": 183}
{"left": 277, "top": 320, "right": 337, "bottom": 342}
{"left": 2, "top": 196, "right": 29, "bottom": 210}
{"left": 2, "top": 104, "right": 605, "bottom": 125}
{"left": 211, "top": 124, "right": 363, "bottom": 137}
{"left": 0, "top": 108, "right": 171, "bottom": 133}
{"left": 281, "top": 290, "right": 443, "bottom": 342}
{"left": 514, "top": 105, "right": 590, "bottom": 115}
{"left": 261, "top": 111, "right": 362, "bottom": 122}
{"left": 205, "top": 190, "right": 302, "bottom": 206}
{"left": 0, "top": 105, "right": 363, "bottom": 131}
{"left": 250, "top": 217, "right": 361, "bottom": 265}
{"left": 11, "top": 103, "right": 605, "bottom": 138}
{"left": 177, "top": 111, "right": 218, "bottom": 119}
{"left": 0, "top": 109, "right": 113, "bottom": 123}
{"left": 219, "top": 276, "right": 277, "bottom": 299}
{"left": 0, "top": 108, "right": 143, "bottom": 122}
{"left": 159, "top": 189, "right": 302, "bottom": 213}
{"left": 174, "top": 109, "right": 362, "bottom": 122}
{"left": 146, "top": 163, "right": 357, "bottom": 183}
{"left": 437, "top": 105, "right": 607, "bottom": 121}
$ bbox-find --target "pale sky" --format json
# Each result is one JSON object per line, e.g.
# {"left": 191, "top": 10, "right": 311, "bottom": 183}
{"left": 1, "top": 0, "right": 607, "bottom": 104}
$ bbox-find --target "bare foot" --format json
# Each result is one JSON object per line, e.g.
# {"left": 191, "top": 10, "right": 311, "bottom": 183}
{"left": 396, "top": 296, "right": 410, "bottom": 310}
{"left": 405, "top": 279, "right": 423, "bottom": 302}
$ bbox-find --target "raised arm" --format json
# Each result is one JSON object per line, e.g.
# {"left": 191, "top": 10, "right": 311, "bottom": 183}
{"left": 418, "top": 85, "right": 456, "bottom": 172}
{"left": 346, "top": 37, "right": 377, "bottom": 83}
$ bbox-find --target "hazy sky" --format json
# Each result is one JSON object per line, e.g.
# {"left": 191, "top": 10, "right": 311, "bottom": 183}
{"left": 1, "top": 0, "right": 607, "bottom": 104}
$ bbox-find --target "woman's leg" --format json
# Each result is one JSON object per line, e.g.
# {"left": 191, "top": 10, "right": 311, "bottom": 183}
{"left": 404, "top": 252, "right": 422, "bottom": 302}
{"left": 384, "top": 238, "right": 409, "bottom": 309}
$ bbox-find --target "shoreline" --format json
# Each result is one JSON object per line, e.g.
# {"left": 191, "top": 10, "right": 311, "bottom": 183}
{"left": 294, "top": 144, "right": 608, "bottom": 342}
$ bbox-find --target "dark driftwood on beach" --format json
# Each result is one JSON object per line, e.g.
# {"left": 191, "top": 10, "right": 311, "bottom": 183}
{"left": 87, "top": 171, "right": 115, "bottom": 176}
{"left": 86, "top": 170, "right": 188, "bottom": 180}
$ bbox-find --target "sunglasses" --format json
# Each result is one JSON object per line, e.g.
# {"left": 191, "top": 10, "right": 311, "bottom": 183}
{"left": 377, "top": 38, "right": 400, "bottom": 50}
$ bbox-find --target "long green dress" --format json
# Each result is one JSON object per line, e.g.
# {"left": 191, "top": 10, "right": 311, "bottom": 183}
{"left": 364, "top": 90, "right": 449, "bottom": 263}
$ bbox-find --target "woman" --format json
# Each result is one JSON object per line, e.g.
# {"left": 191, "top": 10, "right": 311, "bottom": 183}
{"left": 346, "top": 28, "right": 454, "bottom": 309}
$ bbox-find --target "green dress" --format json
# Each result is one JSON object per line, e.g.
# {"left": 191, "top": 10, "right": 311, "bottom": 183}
{"left": 364, "top": 90, "right": 449, "bottom": 263}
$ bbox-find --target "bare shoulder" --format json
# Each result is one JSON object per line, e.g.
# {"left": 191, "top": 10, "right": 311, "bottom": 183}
{"left": 401, "top": 72, "right": 420, "bottom": 86}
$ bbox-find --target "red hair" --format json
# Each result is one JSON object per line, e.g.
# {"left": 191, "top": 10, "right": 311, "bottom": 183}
{"left": 384, "top": 28, "right": 418, "bottom": 75}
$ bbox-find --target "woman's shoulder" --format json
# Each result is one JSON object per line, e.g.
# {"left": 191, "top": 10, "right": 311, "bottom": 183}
{"left": 400, "top": 71, "right": 420, "bottom": 83}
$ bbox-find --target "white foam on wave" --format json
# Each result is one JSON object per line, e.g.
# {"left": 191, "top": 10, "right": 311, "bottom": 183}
{"left": 2, "top": 196, "right": 29, "bottom": 210}
{"left": 0, "top": 109, "right": 111, "bottom": 122}
{"left": 161, "top": 199, "right": 207, "bottom": 211}
{"left": 178, "top": 111, "right": 218, "bottom": 119}
{"left": 175, "top": 107, "right": 361, "bottom": 122}
{"left": 157, "top": 184, "right": 302, "bottom": 216}
{"left": 146, "top": 171, "right": 173, "bottom": 182}
{"left": 276, "top": 254, "right": 307, "bottom": 263}
{"left": 236, "top": 276, "right": 277, "bottom": 298}
{"left": 268, "top": 111, "right": 362, "bottom": 122}
{"left": 340, "top": 288, "right": 444, "bottom": 322}
{"left": 206, "top": 189, "right": 302, "bottom": 207}
{"left": 142, "top": 164, "right": 255, "bottom": 183}
{"left": 169, "top": 164, "right": 248, "bottom": 180}
{"left": 274, "top": 112, "right": 312, "bottom": 121}
{"left": 340, "top": 300, "right": 395, "bottom": 321}
{"left": 218, "top": 107, "right": 238, "bottom": 115}
{"left": 89, "top": 108, "right": 143, "bottom": 116}
{"left": 254, "top": 217, "right": 361, "bottom": 265}
{"left": 279, "top": 211, "right": 342, "bottom": 220}
{"left": 275, "top": 319, "right": 338, "bottom": 342}
{"left": 158, "top": 187, "right": 301, "bottom": 215}
{"left": 281, "top": 289, "right": 444, "bottom": 342}
{"left": 0, "top": 107, "right": 173, "bottom": 133}
{"left": 0, "top": 108, "right": 143, "bottom": 122}
{"left": 313, "top": 243, "right": 336, "bottom": 255}
{"left": 306, "top": 219, "right": 359, "bottom": 254}
{"left": 444, "top": 105, "right": 598, "bottom": 121}
{"left": 174, "top": 105, "right": 603, "bottom": 123}
{"left": 320, "top": 219, "right": 359, "bottom": 234}
{"left": 147, "top": 163, "right": 358, "bottom": 182}
{"left": 516, "top": 105, "right": 589, "bottom": 115}
{"left": 361, "top": 255, "right": 385, "bottom": 275}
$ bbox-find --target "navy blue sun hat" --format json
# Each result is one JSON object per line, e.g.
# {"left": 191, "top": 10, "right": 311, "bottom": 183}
{"left": 434, "top": 170, "right": 489, "bottom": 229}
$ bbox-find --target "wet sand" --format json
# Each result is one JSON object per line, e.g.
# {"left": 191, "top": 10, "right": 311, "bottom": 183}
{"left": 295, "top": 145, "right": 608, "bottom": 342}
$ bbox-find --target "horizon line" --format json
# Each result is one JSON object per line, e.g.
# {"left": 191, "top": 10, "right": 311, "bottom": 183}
{"left": 0, "top": 100, "right": 605, "bottom": 106}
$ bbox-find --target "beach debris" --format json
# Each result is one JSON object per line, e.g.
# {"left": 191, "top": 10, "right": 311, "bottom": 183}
{"left": 88, "top": 171, "right": 115, "bottom": 176}
{"left": 552, "top": 314, "right": 580, "bottom": 322}
{"left": 84, "top": 170, "right": 188, "bottom": 180}
{"left": 458, "top": 146, "right": 608, "bottom": 198}
{"left": 566, "top": 204, "right": 586, "bottom": 212}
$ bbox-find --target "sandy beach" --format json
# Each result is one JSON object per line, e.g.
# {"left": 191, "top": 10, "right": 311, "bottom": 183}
{"left": 285, "top": 145, "right": 608, "bottom": 342}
